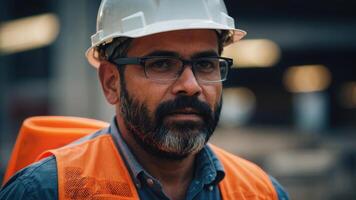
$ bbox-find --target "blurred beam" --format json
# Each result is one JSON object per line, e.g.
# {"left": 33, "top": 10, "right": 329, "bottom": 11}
{"left": 50, "top": 0, "right": 94, "bottom": 118}
{"left": 50, "top": 0, "right": 113, "bottom": 122}
{"left": 238, "top": 19, "right": 356, "bottom": 50}
{"left": 0, "top": 13, "right": 59, "bottom": 54}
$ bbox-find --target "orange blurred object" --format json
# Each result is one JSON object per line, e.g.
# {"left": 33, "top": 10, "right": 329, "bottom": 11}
{"left": 2, "top": 116, "right": 109, "bottom": 185}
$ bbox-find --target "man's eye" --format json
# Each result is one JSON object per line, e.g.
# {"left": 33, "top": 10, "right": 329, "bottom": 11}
{"left": 147, "top": 59, "right": 173, "bottom": 72}
{"left": 195, "top": 60, "right": 216, "bottom": 72}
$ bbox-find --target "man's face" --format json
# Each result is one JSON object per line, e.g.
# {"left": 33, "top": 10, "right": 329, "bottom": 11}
{"left": 119, "top": 30, "right": 223, "bottom": 160}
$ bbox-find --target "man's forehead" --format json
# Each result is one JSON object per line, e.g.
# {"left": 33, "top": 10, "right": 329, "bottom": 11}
{"left": 127, "top": 29, "right": 219, "bottom": 57}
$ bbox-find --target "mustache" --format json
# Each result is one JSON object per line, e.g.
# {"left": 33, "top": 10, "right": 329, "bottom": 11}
{"left": 155, "top": 95, "right": 213, "bottom": 123}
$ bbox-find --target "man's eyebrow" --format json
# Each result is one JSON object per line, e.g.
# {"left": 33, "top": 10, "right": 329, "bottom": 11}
{"left": 143, "top": 50, "right": 180, "bottom": 57}
{"left": 191, "top": 50, "right": 219, "bottom": 59}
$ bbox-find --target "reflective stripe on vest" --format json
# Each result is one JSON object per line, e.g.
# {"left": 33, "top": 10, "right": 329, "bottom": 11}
{"left": 40, "top": 134, "right": 278, "bottom": 200}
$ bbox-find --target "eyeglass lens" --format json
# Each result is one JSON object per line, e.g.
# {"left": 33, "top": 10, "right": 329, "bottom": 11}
{"left": 143, "top": 57, "right": 228, "bottom": 82}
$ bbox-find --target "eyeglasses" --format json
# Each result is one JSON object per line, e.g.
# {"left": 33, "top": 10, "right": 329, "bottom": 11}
{"left": 112, "top": 56, "right": 233, "bottom": 83}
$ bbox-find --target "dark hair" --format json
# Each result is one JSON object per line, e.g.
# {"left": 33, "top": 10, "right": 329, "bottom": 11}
{"left": 97, "top": 38, "right": 133, "bottom": 76}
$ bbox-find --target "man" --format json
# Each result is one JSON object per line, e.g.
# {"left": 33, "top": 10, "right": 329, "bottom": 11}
{"left": 1, "top": 0, "right": 289, "bottom": 199}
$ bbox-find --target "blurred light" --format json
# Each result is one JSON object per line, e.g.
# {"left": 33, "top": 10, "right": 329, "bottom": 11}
{"left": 222, "top": 39, "right": 281, "bottom": 68}
{"left": 294, "top": 92, "right": 329, "bottom": 132}
{"left": 340, "top": 82, "right": 356, "bottom": 108}
{"left": 283, "top": 65, "right": 331, "bottom": 93}
{"left": 0, "top": 13, "right": 60, "bottom": 54}
{"left": 220, "top": 87, "right": 256, "bottom": 127}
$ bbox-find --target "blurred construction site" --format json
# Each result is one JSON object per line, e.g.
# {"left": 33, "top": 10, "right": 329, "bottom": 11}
{"left": 0, "top": 0, "right": 355, "bottom": 199}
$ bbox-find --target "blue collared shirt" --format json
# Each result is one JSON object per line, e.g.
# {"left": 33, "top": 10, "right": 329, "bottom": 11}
{"left": 0, "top": 118, "right": 289, "bottom": 200}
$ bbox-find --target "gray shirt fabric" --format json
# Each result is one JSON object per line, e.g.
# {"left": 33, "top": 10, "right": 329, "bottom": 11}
{"left": 0, "top": 117, "right": 289, "bottom": 200}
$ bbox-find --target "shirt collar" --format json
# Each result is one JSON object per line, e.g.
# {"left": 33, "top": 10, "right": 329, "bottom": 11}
{"left": 108, "top": 117, "right": 146, "bottom": 184}
{"left": 108, "top": 116, "right": 225, "bottom": 186}
{"left": 195, "top": 145, "right": 225, "bottom": 186}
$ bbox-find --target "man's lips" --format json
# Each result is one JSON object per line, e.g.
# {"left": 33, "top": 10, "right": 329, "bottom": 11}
{"left": 169, "top": 108, "right": 200, "bottom": 115}
{"left": 165, "top": 108, "right": 203, "bottom": 121}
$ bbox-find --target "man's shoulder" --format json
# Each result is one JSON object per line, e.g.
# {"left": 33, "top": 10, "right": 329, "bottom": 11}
{"left": 0, "top": 156, "right": 58, "bottom": 200}
{"left": 0, "top": 129, "right": 110, "bottom": 200}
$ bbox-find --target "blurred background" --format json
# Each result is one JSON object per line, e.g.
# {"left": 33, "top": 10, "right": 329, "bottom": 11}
{"left": 0, "top": 0, "right": 355, "bottom": 199}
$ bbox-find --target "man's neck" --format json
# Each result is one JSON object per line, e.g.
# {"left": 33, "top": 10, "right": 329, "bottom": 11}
{"left": 116, "top": 116, "right": 196, "bottom": 199}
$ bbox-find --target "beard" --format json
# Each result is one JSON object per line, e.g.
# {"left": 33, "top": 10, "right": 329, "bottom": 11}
{"left": 119, "top": 82, "right": 222, "bottom": 160}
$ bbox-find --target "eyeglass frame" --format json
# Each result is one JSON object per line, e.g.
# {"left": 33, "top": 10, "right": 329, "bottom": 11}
{"left": 111, "top": 56, "right": 233, "bottom": 83}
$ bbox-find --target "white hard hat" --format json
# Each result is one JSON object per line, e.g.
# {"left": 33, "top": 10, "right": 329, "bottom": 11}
{"left": 86, "top": 0, "right": 247, "bottom": 68}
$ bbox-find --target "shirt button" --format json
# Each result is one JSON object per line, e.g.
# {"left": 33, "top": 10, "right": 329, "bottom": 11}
{"left": 146, "top": 178, "right": 154, "bottom": 187}
{"left": 208, "top": 185, "right": 213, "bottom": 191}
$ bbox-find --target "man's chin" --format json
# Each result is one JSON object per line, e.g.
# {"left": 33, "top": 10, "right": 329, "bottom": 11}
{"left": 153, "top": 129, "right": 208, "bottom": 159}
{"left": 137, "top": 129, "right": 208, "bottom": 160}
{"left": 150, "top": 149, "right": 192, "bottom": 161}
{"left": 152, "top": 141, "right": 206, "bottom": 161}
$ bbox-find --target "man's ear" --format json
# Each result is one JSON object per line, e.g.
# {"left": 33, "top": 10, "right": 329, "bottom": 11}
{"left": 98, "top": 60, "right": 121, "bottom": 105}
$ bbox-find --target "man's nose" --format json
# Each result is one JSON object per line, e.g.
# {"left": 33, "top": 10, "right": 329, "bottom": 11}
{"left": 171, "top": 67, "right": 202, "bottom": 96}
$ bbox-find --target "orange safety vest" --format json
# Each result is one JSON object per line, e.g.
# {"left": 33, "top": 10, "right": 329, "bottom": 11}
{"left": 38, "top": 134, "right": 278, "bottom": 200}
